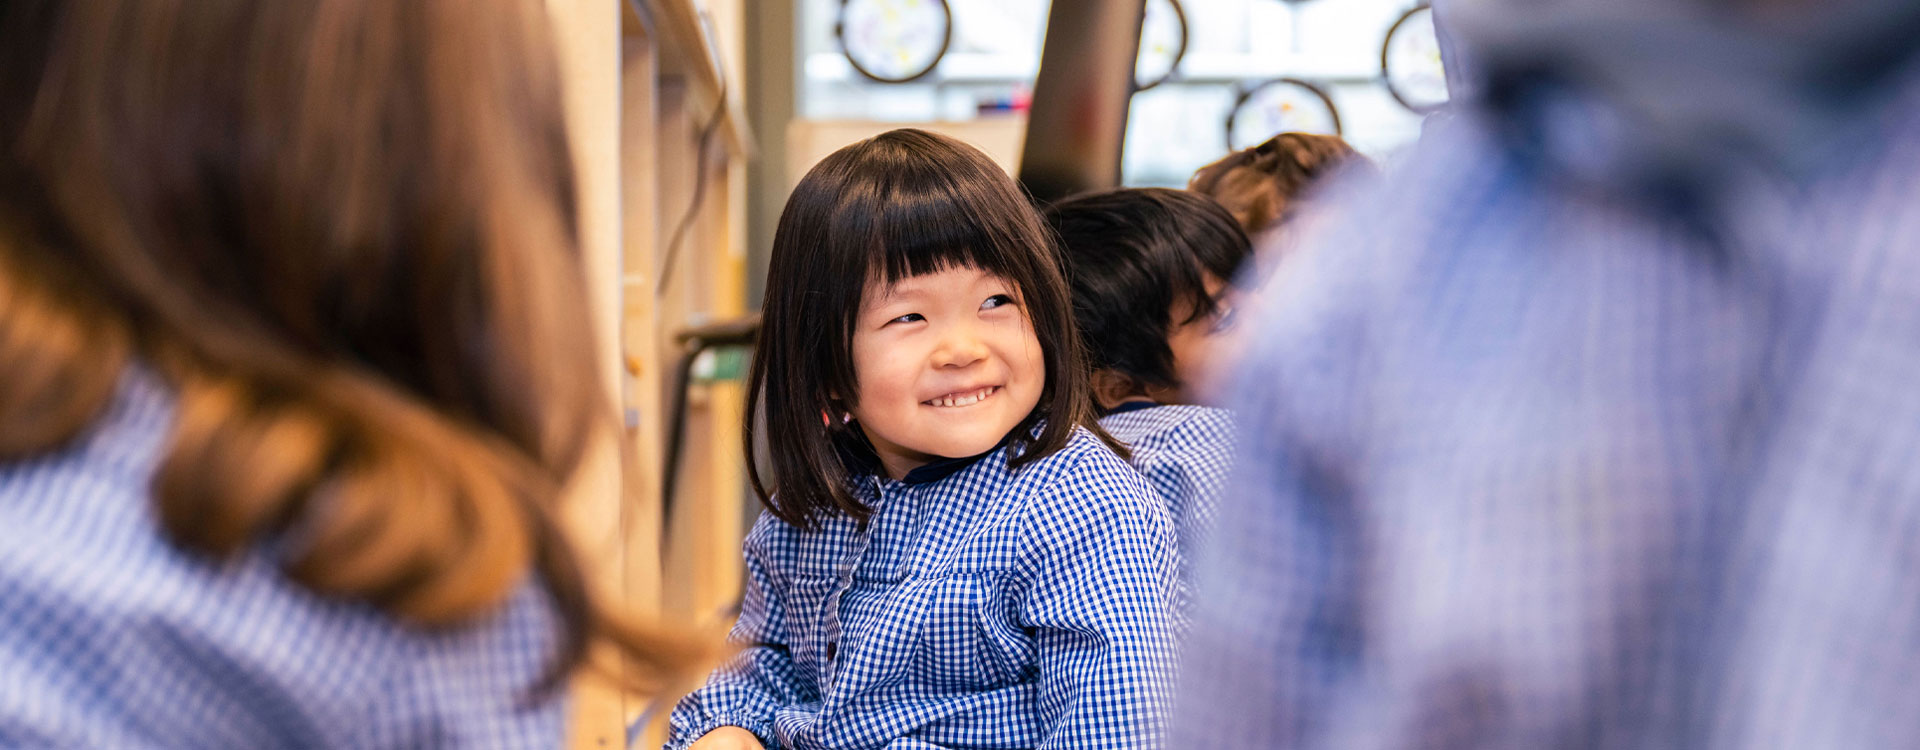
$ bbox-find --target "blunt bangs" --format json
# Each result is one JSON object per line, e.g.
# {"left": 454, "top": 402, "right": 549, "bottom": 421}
{"left": 866, "top": 200, "right": 1009, "bottom": 288}
{"left": 832, "top": 132, "right": 1047, "bottom": 294}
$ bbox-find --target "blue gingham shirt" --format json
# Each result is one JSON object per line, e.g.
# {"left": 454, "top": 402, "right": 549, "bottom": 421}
{"left": 1172, "top": 64, "right": 1920, "bottom": 748}
{"left": 667, "top": 427, "right": 1179, "bottom": 749}
{"left": 1098, "top": 404, "right": 1235, "bottom": 570}
{"left": 0, "top": 369, "right": 567, "bottom": 748}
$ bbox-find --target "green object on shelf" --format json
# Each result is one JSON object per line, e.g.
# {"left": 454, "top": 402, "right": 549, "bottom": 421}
{"left": 692, "top": 346, "right": 749, "bottom": 384}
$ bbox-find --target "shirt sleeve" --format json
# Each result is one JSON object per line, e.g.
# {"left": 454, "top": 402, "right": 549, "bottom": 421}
{"left": 1164, "top": 410, "right": 1237, "bottom": 545}
{"left": 346, "top": 581, "right": 571, "bottom": 749}
{"left": 666, "top": 525, "right": 814, "bottom": 749}
{"left": 1017, "top": 458, "right": 1181, "bottom": 750}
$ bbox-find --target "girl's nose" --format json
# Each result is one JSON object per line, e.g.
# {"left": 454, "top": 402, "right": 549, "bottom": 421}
{"left": 931, "top": 327, "right": 989, "bottom": 369}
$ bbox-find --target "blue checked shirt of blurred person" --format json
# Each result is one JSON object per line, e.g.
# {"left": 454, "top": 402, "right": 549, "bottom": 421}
{"left": 0, "top": 370, "right": 567, "bottom": 748}
{"left": 1172, "top": 3, "right": 1920, "bottom": 747}
{"left": 667, "top": 427, "right": 1179, "bottom": 750}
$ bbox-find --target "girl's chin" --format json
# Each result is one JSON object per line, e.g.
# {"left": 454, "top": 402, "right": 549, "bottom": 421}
{"left": 916, "top": 429, "right": 1014, "bottom": 460}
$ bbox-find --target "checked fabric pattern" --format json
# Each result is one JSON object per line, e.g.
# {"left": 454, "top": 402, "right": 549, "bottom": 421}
{"left": 668, "top": 427, "right": 1179, "bottom": 750}
{"left": 1099, "top": 404, "right": 1235, "bottom": 575}
{"left": 1173, "top": 65, "right": 1920, "bottom": 749}
{"left": 0, "top": 368, "right": 568, "bottom": 748}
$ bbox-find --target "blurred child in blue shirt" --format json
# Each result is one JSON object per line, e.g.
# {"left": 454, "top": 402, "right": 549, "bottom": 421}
{"left": 1047, "top": 188, "right": 1250, "bottom": 576}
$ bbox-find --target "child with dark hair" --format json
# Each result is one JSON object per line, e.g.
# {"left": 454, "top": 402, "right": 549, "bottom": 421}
{"left": 1046, "top": 188, "right": 1249, "bottom": 576}
{"left": 667, "top": 129, "right": 1178, "bottom": 750}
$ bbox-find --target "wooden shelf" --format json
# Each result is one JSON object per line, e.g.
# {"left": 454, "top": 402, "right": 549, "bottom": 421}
{"left": 633, "top": 0, "right": 755, "bottom": 158}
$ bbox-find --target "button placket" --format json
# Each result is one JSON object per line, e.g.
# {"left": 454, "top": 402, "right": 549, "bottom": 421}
{"left": 819, "top": 477, "right": 886, "bottom": 691}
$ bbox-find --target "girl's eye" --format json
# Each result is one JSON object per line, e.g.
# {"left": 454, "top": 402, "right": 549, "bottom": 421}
{"left": 981, "top": 294, "right": 1015, "bottom": 310}
{"left": 886, "top": 312, "right": 924, "bottom": 326}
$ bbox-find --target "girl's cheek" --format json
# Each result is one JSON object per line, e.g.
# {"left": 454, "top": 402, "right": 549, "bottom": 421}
{"left": 1018, "top": 328, "right": 1043, "bottom": 363}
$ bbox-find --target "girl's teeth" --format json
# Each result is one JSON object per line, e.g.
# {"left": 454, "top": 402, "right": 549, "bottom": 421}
{"left": 931, "top": 387, "right": 995, "bottom": 407}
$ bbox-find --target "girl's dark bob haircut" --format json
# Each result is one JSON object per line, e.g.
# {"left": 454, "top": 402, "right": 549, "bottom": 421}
{"left": 745, "top": 128, "right": 1101, "bottom": 528}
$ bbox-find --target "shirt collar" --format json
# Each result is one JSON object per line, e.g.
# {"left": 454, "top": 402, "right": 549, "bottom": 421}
{"left": 835, "top": 421, "right": 1025, "bottom": 486}
{"left": 900, "top": 452, "right": 990, "bottom": 485}
{"left": 1097, "top": 400, "right": 1162, "bottom": 418}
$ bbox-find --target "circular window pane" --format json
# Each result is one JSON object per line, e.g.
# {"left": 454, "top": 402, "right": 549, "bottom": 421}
{"left": 1135, "top": 0, "right": 1187, "bottom": 92}
{"left": 1383, "top": 5, "right": 1450, "bottom": 112}
{"left": 1227, "top": 78, "right": 1342, "bottom": 150}
{"left": 841, "top": 0, "right": 953, "bottom": 84}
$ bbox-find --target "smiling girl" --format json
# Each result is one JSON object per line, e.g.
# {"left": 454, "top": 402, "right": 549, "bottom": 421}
{"left": 666, "top": 129, "right": 1179, "bottom": 750}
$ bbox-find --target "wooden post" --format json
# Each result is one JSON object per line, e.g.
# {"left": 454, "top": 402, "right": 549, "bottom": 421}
{"left": 544, "top": 0, "right": 629, "bottom": 747}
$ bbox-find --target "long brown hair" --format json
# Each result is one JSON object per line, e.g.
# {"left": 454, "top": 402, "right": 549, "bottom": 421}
{"left": 0, "top": 0, "right": 698, "bottom": 690}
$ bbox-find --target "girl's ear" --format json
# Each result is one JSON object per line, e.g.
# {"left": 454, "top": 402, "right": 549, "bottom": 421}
{"left": 821, "top": 410, "right": 853, "bottom": 426}
{"left": 823, "top": 395, "right": 854, "bottom": 427}
{"left": 1090, "top": 369, "right": 1151, "bottom": 411}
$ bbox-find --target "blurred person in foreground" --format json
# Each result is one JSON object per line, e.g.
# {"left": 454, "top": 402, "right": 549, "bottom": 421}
{"left": 0, "top": 1, "right": 701, "bottom": 746}
{"left": 1173, "top": 0, "right": 1920, "bottom": 747}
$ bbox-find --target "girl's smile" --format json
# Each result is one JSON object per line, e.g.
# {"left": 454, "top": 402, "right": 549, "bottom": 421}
{"left": 922, "top": 385, "right": 1000, "bottom": 408}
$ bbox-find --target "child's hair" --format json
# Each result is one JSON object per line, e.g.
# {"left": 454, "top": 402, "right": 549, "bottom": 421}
{"left": 745, "top": 128, "right": 1100, "bottom": 528}
{"left": 1188, "top": 132, "right": 1377, "bottom": 235}
{"left": 0, "top": 0, "right": 699, "bottom": 691}
{"left": 1046, "top": 188, "right": 1251, "bottom": 399}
